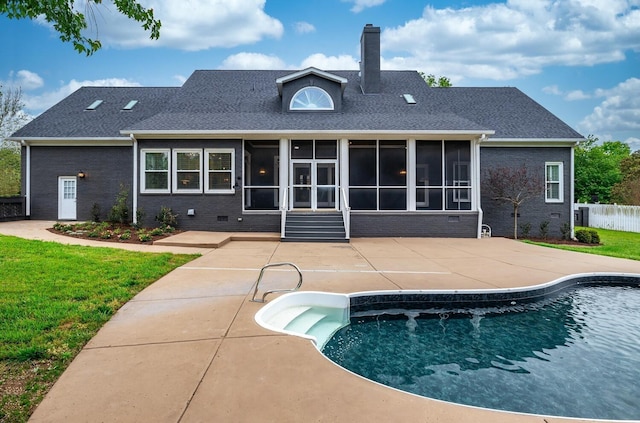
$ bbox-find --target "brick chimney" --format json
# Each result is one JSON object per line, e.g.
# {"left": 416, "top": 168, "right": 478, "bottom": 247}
{"left": 360, "top": 24, "right": 381, "bottom": 94}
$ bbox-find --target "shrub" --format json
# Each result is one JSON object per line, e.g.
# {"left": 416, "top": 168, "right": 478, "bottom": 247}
{"left": 119, "top": 230, "right": 131, "bottom": 241}
{"left": 155, "top": 206, "right": 178, "bottom": 228}
{"left": 150, "top": 227, "right": 165, "bottom": 236}
{"left": 575, "top": 229, "right": 600, "bottom": 244}
{"left": 539, "top": 221, "right": 549, "bottom": 240}
{"left": 137, "top": 230, "right": 152, "bottom": 242}
{"left": 161, "top": 224, "right": 175, "bottom": 234}
{"left": 108, "top": 184, "right": 130, "bottom": 224}
{"left": 134, "top": 207, "right": 145, "bottom": 229}
{"left": 560, "top": 222, "right": 572, "bottom": 241}
{"left": 519, "top": 222, "right": 531, "bottom": 238}
{"left": 90, "top": 203, "right": 101, "bottom": 222}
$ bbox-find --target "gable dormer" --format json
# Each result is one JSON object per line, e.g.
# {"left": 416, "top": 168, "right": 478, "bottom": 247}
{"left": 276, "top": 67, "right": 347, "bottom": 113}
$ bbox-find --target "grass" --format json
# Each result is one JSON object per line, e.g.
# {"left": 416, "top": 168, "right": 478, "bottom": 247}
{"left": 0, "top": 235, "right": 198, "bottom": 422}
{"left": 525, "top": 226, "right": 640, "bottom": 261}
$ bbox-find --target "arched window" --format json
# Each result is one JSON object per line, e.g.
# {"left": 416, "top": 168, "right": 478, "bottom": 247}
{"left": 290, "top": 86, "right": 334, "bottom": 110}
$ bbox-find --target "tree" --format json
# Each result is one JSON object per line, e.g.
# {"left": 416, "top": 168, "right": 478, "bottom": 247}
{"left": 0, "top": 0, "right": 161, "bottom": 55}
{"left": 419, "top": 72, "right": 452, "bottom": 87}
{"left": 484, "top": 164, "right": 544, "bottom": 239}
{"left": 574, "top": 135, "right": 630, "bottom": 203}
{"left": 1, "top": 85, "right": 28, "bottom": 197}
{"left": 611, "top": 151, "right": 640, "bottom": 205}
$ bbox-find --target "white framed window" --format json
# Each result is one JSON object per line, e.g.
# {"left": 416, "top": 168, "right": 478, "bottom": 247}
{"left": 173, "top": 149, "right": 202, "bottom": 193}
{"left": 205, "top": 149, "right": 235, "bottom": 193}
{"left": 290, "top": 87, "right": 334, "bottom": 110}
{"left": 545, "top": 162, "right": 563, "bottom": 203}
{"left": 141, "top": 149, "right": 170, "bottom": 193}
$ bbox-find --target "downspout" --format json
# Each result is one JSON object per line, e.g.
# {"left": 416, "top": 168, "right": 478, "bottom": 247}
{"left": 570, "top": 142, "right": 576, "bottom": 239}
{"left": 22, "top": 140, "right": 31, "bottom": 217}
{"left": 131, "top": 134, "right": 138, "bottom": 226}
{"left": 476, "top": 134, "right": 486, "bottom": 238}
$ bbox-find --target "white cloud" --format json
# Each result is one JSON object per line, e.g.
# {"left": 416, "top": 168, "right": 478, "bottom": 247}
{"left": 23, "top": 78, "right": 141, "bottom": 114}
{"left": 544, "top": 85, "right": 591, "bottom": 101}
{"left": 220, "top": 52, "right": 287, "bottom": 69}
{"left": 382, "top": 0, "right": 640, "bottom": 81}
{"left": 343, "top": 0, "right": 387, "bottom": 13}
{"left": 565, "top": 90, "right": 590, "bottom": 101}
{"left": 625, "top": 137, "right": 640, "bottom": 152}
{"left": 90, "top": 0, "right": 283, "bottom": 51}
{"left": 300, "top": 54, "right": 359, "bottom": 70}
{"left": 578, "top": 78, "right": 640, "bottom": 137}
{"left": 543, "top": 85, "right": 562, "bottom": 96}
{"left": 219, "top": 52, "right": 359, "bottom": 71}
{"left": 173, "top": 74, "right": 188, "bottom": 85}
{"left": 294, "top": 21, "right": 315, "bottom": 34}
{"left": 10, "top": 70, "right": 45, "bottom": 90}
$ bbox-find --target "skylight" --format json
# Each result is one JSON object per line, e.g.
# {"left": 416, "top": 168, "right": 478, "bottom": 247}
{"left": 122, "top": 100, "right": 138, "bottom": 110}
{"left": 85, "top": 100, "right": 103, "bottom": 110}
{"left": 402, "top": 94, "right": 416, "bottom": 104}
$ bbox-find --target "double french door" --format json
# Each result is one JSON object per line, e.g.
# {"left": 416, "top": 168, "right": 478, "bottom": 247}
{"left": 290, "top": 161, "right": 337, "bottom": 210}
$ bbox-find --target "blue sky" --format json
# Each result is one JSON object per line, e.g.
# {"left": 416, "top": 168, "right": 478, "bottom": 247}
{"left": 2, "top": 0, "right": 639, "bottom": 149}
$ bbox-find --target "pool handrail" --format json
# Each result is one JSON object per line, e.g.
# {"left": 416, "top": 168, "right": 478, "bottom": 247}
{"left": 250, "top": 262, "right": 303, "bottom": 303}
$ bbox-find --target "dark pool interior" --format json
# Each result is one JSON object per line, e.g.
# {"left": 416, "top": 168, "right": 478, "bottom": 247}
{"left": 324, "top": 275, "right": 640, "bottom": 420}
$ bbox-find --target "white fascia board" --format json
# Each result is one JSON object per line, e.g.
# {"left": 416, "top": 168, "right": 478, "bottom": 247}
{"left": 15, "top": 137, "right": 134, "bottom": 147}
{"left": 482, "top": 138, "right": 582, "bottom": 147}
{"left": 276, "top": 67, "right": 349, "bottom": 95}
{"left": 123, "top": 129, "right": 495, "bottom": 140}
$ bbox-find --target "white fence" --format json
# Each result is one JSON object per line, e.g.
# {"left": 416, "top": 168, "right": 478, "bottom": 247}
{"left": 575, "top": 203, "right": 640, "bottom": 233}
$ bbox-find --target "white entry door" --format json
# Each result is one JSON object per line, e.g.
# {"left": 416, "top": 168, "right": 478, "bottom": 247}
{"left": 290, "top": 160, "right": 337, "bottom": 210}
{"left": 58, "top": 177, "right": 77, "bottom": 220}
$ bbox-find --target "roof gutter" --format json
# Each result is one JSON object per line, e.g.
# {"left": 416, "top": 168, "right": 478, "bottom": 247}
{"left": 121, "top": 129, "right": 496, "bottom": 140}
{"left": 482, "top": 138, "right": 583, "bottom": 147}
{"left": 12, "top": 137, "right": 134, "bottom": 147}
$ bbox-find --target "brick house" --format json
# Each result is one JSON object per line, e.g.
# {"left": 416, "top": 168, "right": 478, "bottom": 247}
{"left": 10, "top": 24, "right": 583, "bottom": 241}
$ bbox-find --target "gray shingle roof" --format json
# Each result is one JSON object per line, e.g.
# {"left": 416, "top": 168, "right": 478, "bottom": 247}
{"left": 12, "top": 86, "right": 179, "bottom": 139}
{"left": 11, "top": 70, "right": 583, "bottom": 140}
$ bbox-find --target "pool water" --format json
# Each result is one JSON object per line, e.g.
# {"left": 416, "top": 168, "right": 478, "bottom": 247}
{"left": 323, "top": 285, "right": 640, "bottom": 420}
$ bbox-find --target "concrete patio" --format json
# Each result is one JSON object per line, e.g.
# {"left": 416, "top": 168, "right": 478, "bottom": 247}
{"left": 1, "top": 220, "right": 639, "bottom": 422}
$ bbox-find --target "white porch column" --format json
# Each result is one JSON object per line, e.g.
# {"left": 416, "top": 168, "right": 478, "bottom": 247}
{"left": 407, "top": 139, "right": 416, "bottom": 211}
{"left": 339, "top": 138, "right": 349, "bottom": 210}
{"left": 279, "top": 138, "right": 289, "bottom": 210}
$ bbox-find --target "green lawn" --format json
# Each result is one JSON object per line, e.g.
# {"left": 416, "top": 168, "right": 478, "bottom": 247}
{"left": 0, "top": 235, "right": 198, "bottom": 422}
{"left": 525, "top": 227, "right": 640, "bottom": 261}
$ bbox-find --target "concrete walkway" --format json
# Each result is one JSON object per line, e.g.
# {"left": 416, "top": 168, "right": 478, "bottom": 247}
{"left": 2, "top": 221, "right": 639, "bottom": 423}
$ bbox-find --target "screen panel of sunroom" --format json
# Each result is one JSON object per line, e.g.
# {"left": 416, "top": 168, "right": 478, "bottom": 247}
{"left": 348, "top": 140, "right": 407, "bottom": 210}
{"left": 244, "top": 140, "right": 280, "bottom": 210}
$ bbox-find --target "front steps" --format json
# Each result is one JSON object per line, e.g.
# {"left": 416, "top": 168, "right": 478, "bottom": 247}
{"left": 283, "top": 212, "right": 348, "bottom": 243}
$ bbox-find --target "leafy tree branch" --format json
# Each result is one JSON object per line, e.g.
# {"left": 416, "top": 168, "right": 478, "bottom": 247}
{"left": 0, "top": 0, "right": 161, "bottom": 55}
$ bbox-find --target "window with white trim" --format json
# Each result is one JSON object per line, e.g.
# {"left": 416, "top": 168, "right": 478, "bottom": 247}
{"left": 173, "top": 149, "right": 202, "bottom": 193}
{"left": 141, "top": 149, "right": 170, "bottom": 193}
{"left": 545, "top": 162, "right": 563, "bottom": 202}
{"left": 290, "top": 87, "right": 334, "bottom": 110}
{"left": 205, "top": 149, "right": 235, "bottom": 193}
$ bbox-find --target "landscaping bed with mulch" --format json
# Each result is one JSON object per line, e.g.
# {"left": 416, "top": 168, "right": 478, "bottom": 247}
{"left": 49, "top": 222, "right": 181, "bottom": 245}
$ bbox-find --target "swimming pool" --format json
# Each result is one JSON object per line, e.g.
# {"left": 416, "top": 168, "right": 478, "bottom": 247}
{"left": 255, "top": 273, "right": 640, "bottom": 421}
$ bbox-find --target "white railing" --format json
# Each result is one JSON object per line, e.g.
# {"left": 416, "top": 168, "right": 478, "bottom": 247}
{"left": 340, "top": 187, "right": 351, "bottom": 240}
{"left": 280, "top": 188, "right": 288, "bottom": 238}
{"left": 576, "top": 203, "right": 640, "bottom": 233}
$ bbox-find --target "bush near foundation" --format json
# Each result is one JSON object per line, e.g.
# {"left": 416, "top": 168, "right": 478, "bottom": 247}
{"left": 575, "top": 229, "right": 601, "bottom": 244}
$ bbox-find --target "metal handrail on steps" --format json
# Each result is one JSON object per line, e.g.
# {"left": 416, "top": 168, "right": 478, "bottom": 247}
{"left": 250, "top": 262, "right": 303, "bottom": 303}
{"left": 340, "top": 187, "right": 351, "bottom": 239}
{"left": 280, "top": 189, "right": 288, "bottom": 238}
